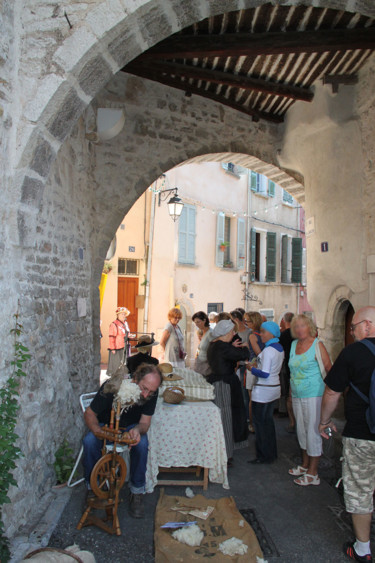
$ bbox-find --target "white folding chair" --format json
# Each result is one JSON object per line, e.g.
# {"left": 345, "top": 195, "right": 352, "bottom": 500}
{"left": 67, "top": 392, "right": 97, "bottom": 488}
{"left": 67, "top": 392, "right": 130, "bottom": 487}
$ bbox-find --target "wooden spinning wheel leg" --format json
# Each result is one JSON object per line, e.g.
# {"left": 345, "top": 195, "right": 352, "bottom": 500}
{"left": 77, "top": 505, "right": 92, "bottom": 530}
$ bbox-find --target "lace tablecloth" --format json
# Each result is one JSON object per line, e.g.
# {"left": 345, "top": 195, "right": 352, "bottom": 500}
{"left": 146, "top": 399, "right": 229, "bottom": 492}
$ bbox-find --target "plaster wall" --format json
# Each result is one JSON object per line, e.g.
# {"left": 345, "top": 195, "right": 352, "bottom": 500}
{"left": 279, "top": 54, "right": 375, "bottom": 345}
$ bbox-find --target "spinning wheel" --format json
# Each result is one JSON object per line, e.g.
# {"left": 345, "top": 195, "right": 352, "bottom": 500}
{"left": 77, "top": 400, "right": 136, "bottom": 535}
{"left": 90, "top": 453, "right": 127, "bottom": 499}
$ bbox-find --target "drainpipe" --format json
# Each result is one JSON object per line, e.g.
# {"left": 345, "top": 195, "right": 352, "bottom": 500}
{"left": 143, "top": 186, "right": 156, "bottom": 332}
{"left": 245, "top": 171, "right": 252, "bottom": 311}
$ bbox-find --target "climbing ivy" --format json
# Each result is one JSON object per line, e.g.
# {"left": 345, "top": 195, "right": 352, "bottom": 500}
{"left": 0, "top": 310, "right": 30, "bottom": 562}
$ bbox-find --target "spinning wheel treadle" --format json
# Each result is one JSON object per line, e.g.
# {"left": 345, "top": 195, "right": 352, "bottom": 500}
{"left": 90, "top": 452, "right": 127, "bottom": 499}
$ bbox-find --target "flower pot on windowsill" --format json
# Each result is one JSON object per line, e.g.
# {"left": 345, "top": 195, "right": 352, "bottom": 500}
{"left": 223, "top": 262, "right": 234, "bottom": 269}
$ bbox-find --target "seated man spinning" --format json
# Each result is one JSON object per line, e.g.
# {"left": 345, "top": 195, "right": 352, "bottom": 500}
{"left": 83, "top": 363, "right": 162, "bottom": 518}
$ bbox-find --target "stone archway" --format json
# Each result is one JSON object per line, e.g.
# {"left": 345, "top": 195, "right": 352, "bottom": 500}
{"left": 323, "top": 286, "right": 354, "bottom": 360}
{"left": 3, "top": 0, "right": 375, "bottom": 538}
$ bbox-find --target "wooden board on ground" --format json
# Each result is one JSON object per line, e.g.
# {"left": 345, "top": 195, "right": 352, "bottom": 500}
{"left": 154, "top": 490, "right": 263, "bottom": 562}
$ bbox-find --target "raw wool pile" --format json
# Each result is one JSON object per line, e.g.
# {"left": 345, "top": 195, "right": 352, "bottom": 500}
{"left": 115, "top": 380, "right": 141, "bottom": 410}
{"left": 172, "top": 524, "right": 204, "bottom": 547}
{"left": 218, "top": 537, "right": 248, "bottom": 556}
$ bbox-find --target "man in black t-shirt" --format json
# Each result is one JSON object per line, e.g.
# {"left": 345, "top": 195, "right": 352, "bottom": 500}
{"left": 319, "top": 306, "right": 375, "bottom": 563}
{"left": 83, "top": 364, "right": 162, "bottom": 518}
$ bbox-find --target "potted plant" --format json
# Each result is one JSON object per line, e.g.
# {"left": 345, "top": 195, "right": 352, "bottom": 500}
{"left": 219, "top": 242, "right": 230, "bottom": 252}
{"left": 224, "top": 261, "right": 233, "bottom": 269}
{"left": 53, "top": 439, "right": 75, "bottom": 487}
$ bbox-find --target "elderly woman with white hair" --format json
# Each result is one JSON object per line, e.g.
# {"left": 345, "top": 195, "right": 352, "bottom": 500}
{"left": 247, "top": 321, "right": 285, "bottom": 465}
{"left": 288, "top": 314, "right": 332, "bottom": 486}
{"left": 207, "top": 319, "right": 250, "bottom": 464}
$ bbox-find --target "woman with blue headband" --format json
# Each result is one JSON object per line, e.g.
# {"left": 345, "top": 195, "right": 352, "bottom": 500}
{"left": 247, "top": 321, "right": 285, "bottom": 464}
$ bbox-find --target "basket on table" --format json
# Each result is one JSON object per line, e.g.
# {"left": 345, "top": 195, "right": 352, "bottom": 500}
{"left": 163, "top": 386, "right": 185, "bottom": 404}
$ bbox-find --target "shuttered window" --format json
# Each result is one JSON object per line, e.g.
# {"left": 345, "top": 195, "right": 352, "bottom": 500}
{"left": 250, "top": 171, "right": 258, "bottom": 192}
{"left": 268, "top": 180, "right": 275, "bottom": 197}
{"left": 237, "top": 218, "right": 246, "bottom": 270}
{"left": 216, "top": 213, "right": 225, "bottom": 267}
{"left": 266, "top": 232, "right": 277, "bottom": 282}
{"left": 281, "top": 235, "right": 289, "bottom": 283}
{"left": 283, "top": 190, "right": 294, "bottom": 204}
{"left": 178, "top": 204, "right": 196, "bottom": 265}
{"left": 249, "top": 228, "right": 256, "bottom": 281}
{"left": 291, "top": 237, "right": 303, "bottom": 283}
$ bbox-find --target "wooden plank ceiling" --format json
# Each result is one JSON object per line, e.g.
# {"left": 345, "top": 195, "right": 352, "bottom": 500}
{"left": 123, "top": 4, "right": 375, "bottom": 123}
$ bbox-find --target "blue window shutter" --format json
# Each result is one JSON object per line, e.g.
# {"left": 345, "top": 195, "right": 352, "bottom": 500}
{"left": 237, "top": 218, "right": 246, "bottom": 270}
{"left": 281, "top": 235, "right": 289, "bottom": 283}
{"left": 178, "top": 205, "right": 195, "bottom": 264}
{"left": 250, "top": 171, "right": 257, "bottom": 192}
{"left": 216, "top": 213, "right": 225, "bottom": 267}
{"left": 268, "top": 180, "right": 275, "bottom": 197}
{"left": 291, "top": 237, "right": 303, "bottom": 283}
{"left": 266, "top": 232, "right": 277, "bottom": 282}
{"left": 250, "top": 227, "right": 256, "bottom": 281}
{"left": 186, "top": 206, "right": 196, "bottom": 264}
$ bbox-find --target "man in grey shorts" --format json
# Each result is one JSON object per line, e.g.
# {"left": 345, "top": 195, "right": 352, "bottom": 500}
{"left": 319, "top": 306, "right": 375, "bottom": 563}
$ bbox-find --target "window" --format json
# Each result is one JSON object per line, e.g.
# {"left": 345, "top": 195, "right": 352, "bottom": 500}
{"left": 216, "top": 213, "right": 232, "bottom": 268}
{"left": 222, "top": 162, "right": 240, "bottom": 177}
{"left": 208, "top": 303, "right": 223, "bottom": 314}
{"left": 283, "top": 190, "right": 294, "bottom": 205}
{"left": 266, "top": 232, "right": 277, "bottom": 282}
{"left": 260, "top": 308, "right": 274, "bottom": 322}
{"left": 178, "top": 204, "right": 196, "bottom": 265}
{"left": 250, "top": 171, "right": 267, "bottom": 195}
{"left": 268, "top": 180, "right": 275, "bottom": 197}
{"left": 237, "top": 218, "right": 246, "bottom": 270}
{"left": 118, "top": 259, "right": 139, "bottom": 275}
{"left": 250, "top": 228, "right": 261, "bottom": 281}
{"left": 291, "top": 237, "right": 303, "bottom": 283}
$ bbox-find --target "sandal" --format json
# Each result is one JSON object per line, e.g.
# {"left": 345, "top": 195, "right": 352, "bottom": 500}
{"left": 288, "top": 465, "right": 308, "bottom": 476}
{"left": 294, "top": 473, "right": 320, "bottom": 486}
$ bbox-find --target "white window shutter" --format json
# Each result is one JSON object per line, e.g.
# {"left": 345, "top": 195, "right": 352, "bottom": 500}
{"left": 237, "top": 218, "right": 246, "bottom": 269}
{"left": 187, "top": 206, "right": 196, "bottom": 264}
{"left": 178, "top": 205, "right": 195, "bottom": 264}
{"left": 216, "top": 213, "right": 225, "bottom": 267}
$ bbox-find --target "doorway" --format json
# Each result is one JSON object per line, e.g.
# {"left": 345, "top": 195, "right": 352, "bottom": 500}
{"left": 345, "top": 302, "right": 355, "bottom": 347}
{"left": 118, "top": 277, "right": 138, "bottom": 334}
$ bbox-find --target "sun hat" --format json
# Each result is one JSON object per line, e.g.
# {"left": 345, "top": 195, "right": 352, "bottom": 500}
{"left": 134, "top": 334, "right": 159, "bottom": 350}
{"left": 159, "top": 362, "right": 183, "bottom": 381}
{"left": 261, "top": 321, "right": 281, "bottom": 338}
{"left": 212, "top": 319, "right": 235, "bottom": 339}
{"left": 116, "top": 307, "right": 130, "bottom": 317}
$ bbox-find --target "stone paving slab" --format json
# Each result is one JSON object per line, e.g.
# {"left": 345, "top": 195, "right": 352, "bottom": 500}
{"left": 16, "top": 417, "right": 374, "bottom": 562}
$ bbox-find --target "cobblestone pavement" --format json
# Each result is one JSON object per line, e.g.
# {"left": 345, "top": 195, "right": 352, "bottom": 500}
{"left": 45, "top": 416, "right": 374, "bottom": 563}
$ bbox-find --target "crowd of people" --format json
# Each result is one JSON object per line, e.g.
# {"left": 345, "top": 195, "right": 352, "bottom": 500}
{"left": 88, "top": 304, "right": 375, "bottom": 562}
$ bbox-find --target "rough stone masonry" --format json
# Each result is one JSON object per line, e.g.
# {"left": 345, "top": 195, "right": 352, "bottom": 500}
{"left": 1, "top": 0, "right": 375, "bottom": 539}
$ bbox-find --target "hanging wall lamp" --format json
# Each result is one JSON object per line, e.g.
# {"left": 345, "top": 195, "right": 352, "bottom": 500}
{"left": 157, "top": 174, "right": 184, "bottom": 221}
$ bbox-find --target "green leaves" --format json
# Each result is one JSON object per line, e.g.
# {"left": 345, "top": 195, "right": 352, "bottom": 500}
{"left": 0, "top": 310, "right": 30, "bottom": 562}
{"left": 53, "top": 439, "right": 75, "bottom": 484}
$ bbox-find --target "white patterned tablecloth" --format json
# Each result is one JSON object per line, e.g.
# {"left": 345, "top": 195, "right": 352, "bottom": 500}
{"left": 146, "top": 399, "right": 229, "bottom": 492}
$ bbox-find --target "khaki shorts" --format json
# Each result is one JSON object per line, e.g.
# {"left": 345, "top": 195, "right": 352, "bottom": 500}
{"left": 342, "top": 437, "right": 375, "bottom": 514}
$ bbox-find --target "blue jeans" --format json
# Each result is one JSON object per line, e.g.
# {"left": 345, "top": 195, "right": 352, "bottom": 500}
{"left": 252, "top": 400, "right": 278, "bottom": 463}
{"left": 83, "top": 423, "right": 149, "bottom": 494}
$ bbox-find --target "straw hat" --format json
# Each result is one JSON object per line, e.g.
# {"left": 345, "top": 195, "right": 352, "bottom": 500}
{"left": 159, "top": 362, "right": 183, "bottom": 381}
{"left": 116, "top": 307, "right": 130, "bottom": 317}
{"left": 134, "top": 334, "right": 159, "bottom": 351}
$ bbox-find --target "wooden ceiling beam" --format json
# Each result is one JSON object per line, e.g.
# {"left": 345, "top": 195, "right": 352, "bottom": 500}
{"left": 124, "top": 66, "right": 284, "bottom": 124}
{"left": 137, "top": 27, "right": 375, "bottom": 59}
{"left": 127, "top": 60, "right": 313, "bottom": 101}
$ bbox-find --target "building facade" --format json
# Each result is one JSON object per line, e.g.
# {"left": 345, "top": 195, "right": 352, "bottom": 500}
{"left": 100, "top": 162, "right": 311, "bottom": 365}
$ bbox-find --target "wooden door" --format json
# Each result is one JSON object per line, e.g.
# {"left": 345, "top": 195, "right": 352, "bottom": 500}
{"left": 118, "top": 277, "right": 138, "bottom": 334}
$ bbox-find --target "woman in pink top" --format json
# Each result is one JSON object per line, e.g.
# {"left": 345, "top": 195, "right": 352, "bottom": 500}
{"left": 107, "top": 307, "right": 130, "bottom": 375}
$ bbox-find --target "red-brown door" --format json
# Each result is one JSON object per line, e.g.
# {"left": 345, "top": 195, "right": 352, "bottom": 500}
{"left": 118, "top": 277, "right": 138, "bottom": 335}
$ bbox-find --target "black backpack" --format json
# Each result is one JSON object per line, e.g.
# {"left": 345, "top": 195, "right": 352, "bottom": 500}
{"left": 349, "top": 339, "right": 375, "bottom": 434}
